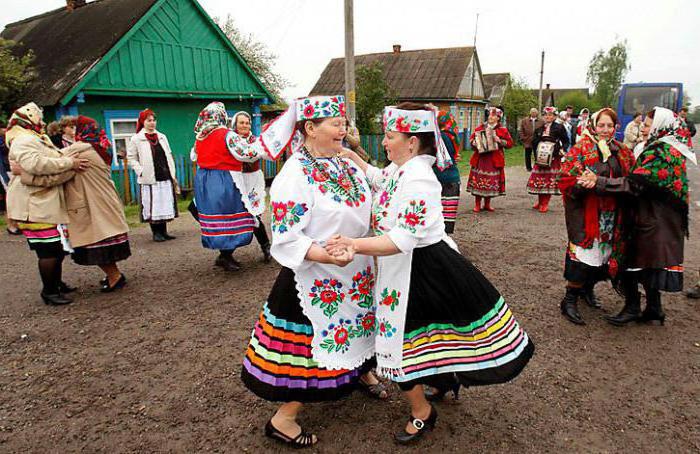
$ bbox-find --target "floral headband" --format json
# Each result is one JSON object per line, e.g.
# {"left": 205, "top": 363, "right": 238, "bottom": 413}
{"left": 543, "top": 106, "right": 558, "bottom": 115}
{"left": 382, "top": 106, "right": 453, "bottom": 170}
{"left": 259, "top": 95, "right": 346, "bottom": 159}
{"left": 487, "top": 107, "right": 503, "bottom": 119}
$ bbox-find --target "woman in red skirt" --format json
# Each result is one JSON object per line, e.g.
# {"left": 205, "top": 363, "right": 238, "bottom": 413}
{"left": 527, "top": 106, "right": 570, "bottom": 213}
{"left": 467, "top": 107, "right": 513, "bottom": 212}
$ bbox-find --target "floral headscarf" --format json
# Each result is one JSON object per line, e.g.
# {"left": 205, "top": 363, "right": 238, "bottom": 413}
{"left": 647, "top": 107, "right": 695, "bottom": 165}
{"left": 75, "top": 115, "right": 112, "bottom": 165}
{"left": 437, "top": 110, "right": 460, "bottom": 162}
{"left": 194, "top": 102, "right": 228, "bottom": 141}
{"left": 6, "top": 102, "right": 45, "bottom": 140}
{"left": 581, "top": 108, "right": 618, "bottom": 162}
{"left": 231, "top": 111, "right": 255, "bottom": 142}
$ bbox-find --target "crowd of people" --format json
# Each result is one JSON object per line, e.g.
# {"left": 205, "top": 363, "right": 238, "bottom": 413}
{"left": 0, "top": 94, "right": 697, "bottom": 447}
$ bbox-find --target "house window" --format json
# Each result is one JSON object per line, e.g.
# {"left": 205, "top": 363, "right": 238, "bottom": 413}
{"left": 110, "top": 118, "right": 138, "bottom": 166}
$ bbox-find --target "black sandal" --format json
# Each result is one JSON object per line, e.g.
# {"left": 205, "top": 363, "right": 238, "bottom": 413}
{"left": 264, "top": 419, "right": 317, "bottom": 449}
{"left": 359, "top": 377, "right": 389, "bottom": 400}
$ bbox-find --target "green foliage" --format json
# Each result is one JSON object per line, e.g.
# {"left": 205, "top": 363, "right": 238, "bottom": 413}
{"left": 216, "top": 15, "right": 288, "bottom": 102}
{"left": 687, "top": 106, "right": 700, "bottom": 125}
{"left": 356, "top": 62, "right": 395, "bottom": 134}
{"left": 556, "top": 91, "right": 601, "bottom": 114}
{"left": 586, "top": 40, "right": 630, "bottom": 108}
{"left": 0, "top": 38, "right": 35, "bottom": 120}
{"left": 503, "top": 76, "right": 538, "bottom": 124}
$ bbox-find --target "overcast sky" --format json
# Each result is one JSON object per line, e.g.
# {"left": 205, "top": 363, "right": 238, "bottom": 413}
{"left": 2, "top": 0, "right": 698, "bottom": 106}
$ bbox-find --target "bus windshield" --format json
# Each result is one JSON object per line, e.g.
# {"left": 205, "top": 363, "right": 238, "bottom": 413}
{"left": 622, "top": 86, "right": 680, "bottom": 115}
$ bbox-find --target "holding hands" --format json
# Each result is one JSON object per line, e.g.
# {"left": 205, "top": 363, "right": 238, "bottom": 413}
{"left": 325, "top": 234, "right": 356, "bottom": 267}
{"left": 577, "top": 169, "right": 597, "bottom": 189}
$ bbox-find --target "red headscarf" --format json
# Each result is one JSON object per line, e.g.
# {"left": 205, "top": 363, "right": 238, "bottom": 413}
{"left": 136, "top": 109, "right": 156, "bottom": 133}
{"left": 75, "top": 115, "right": 112, "bottom": 165}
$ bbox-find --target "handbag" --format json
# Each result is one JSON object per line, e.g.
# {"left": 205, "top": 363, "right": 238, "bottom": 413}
{"left": 535, "top": 141, "right": 555, "bottom": 167}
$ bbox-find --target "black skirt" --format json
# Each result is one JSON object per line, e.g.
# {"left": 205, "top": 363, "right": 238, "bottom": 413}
{"left": 72, "top": 234, "right": 131, "bottom": 266}
{"left": 395, "top": 241, "right": 535, "bottom": 391}
{"left": 240, "top": 267, "right": 373, "bottom": 402}
{"left": 563, "top": 254, "right": 609, "bottom": 284}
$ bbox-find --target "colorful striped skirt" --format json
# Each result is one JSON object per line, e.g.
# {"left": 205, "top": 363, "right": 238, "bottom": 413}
{"left": 440, "top": 182, "right": 460, "bottom": 234}
{"left": 18, "top": 222, "right": 68, "bottom": 259}
{"left": 241, "top": 267, "right": 372, "bottom": 402}
{"left": 527, "top": 159, "right": 561, "bottom": 195}
{"left": 194, "top": 168, "right": 255, "bottom": 251}
{"left": 394, "top": 241, "right": 534, "bottom": 390}
{"left": 72, "top": 233, "right": 131, "bottom": 266}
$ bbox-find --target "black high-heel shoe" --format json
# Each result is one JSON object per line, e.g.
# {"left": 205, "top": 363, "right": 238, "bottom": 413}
{"left": 264, "top": 419, "right": 317, "bottom": 448}
{"left": 425, "top": 383, "right": 460, "bottom": 401}
{"left": 101, "top": 274, "right": 126, "bottom": 293}
{"left": 394, "top": 405, "right": 438, "bottom": 444}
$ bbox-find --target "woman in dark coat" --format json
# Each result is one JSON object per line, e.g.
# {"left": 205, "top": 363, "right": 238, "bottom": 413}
{"left": 579, "top": 107, "right": 694, "bottom": 325}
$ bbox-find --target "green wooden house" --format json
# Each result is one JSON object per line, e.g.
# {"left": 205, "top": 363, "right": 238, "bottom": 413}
{"left": 2, "top": 0, "right": 277, "bottom": 201}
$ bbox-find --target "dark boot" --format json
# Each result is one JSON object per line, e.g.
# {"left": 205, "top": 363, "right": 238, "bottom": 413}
{"left": 605, "top": 280, "right": 641, "bottom": 326}
{"left": 261, "top": 243, "right": 272, "bottom": 263}
{"left": 639, "top": 287, "right": 665, "bottom": 325}
{"left": 151, "top": 223, "right": 167, "bottom": 242}
{"left": 41, "top": 292, "right": 73, "bottom": 306}
{"left": 161, "top": 223, "right": 176, "bottom": 240}
{"left": 582, "top": 281, "right": 602, "bottom": 308}
{"left": 215, "top": 251, "right": 240, "bottom": 272}
{"left": 560, "top": 287, "right": 585, "bottom": 325}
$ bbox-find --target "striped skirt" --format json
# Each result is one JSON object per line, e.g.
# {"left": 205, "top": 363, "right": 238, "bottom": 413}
{"left": 394, "top": 241, "right": 534, "bottom": 390}
{"left": 194, "top": 168, "right": 255, "bottom": 251}
{"left": 18, "top": 222, "right": 69, "bottom": 259}
{"left": 440, "top": 182, "right": 460, "bottom": 234}
{"left": 241, "top": 267, "right": 372, "bottom": 402}
{"left": 72, "top": 233, "right": 131, "bottom": 266}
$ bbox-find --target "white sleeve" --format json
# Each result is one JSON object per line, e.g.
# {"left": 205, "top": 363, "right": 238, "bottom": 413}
{"left": 225, "top": 130, "right": 270, "bottom": 163}
{"left": 365, "top": 162, "right": 396, "bottom": 193}
{"left": 269, "top": 161, "right": 315, "bottom": 270}
{"left": 189, "top": 146, "right": 197, "bottom": 162}
{"left": 387, "top": 174, "right": 442, "bottom": 254}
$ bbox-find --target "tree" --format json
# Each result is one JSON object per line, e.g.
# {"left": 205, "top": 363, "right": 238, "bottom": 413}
{"left": 556, "top": 91, "right": 601, "bottom": 114}
{"left": 502, "top": 76, "right": 537, "bottom": 125}
{"left": 215, "top": 15, "right": 288, "bottom": 102}
{"left": 586, "top": 40, "right": 630, "bottom": 108}
{"left": 356, "top": 62, "right": 395, "bottom": 134}
{"left": 0, "top": 38, "right": 35, "bottom": 121}
{"left": 688, "top": 105, "right": 700, "bottom": 125}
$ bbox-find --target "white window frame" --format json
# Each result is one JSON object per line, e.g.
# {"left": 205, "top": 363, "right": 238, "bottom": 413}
{"left": 110, "top": 117, "right": 138, "bottom": 167}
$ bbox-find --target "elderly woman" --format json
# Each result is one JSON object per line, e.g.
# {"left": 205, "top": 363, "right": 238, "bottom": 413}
{"left": 5, "top": 103, "right": 89, "bottom": 305}
{"left": 48, "top": 116, "right": 77, "bottom": 149}
{"left": 558, "top": 108, "right": 634, "bottom": 325}
{"left": 580, "top": 107, "right": 694, "bottom": 326}
{"left": 334, "top": 103, "right": 533, "bottom": 444}
{"left": 237, "top": 96, "right": 386, "bottom": 448}
{"left": 467, "top": 107, "right": 513, "bottom": 212}
{"left": 127, "top": 109, "right": 179, "bottom": 242}
{"left": 575, "top": 108, "right": 590, "bottom": 143}
{"left": 15, "top": 116, "right": 131, "bottom": 292}
{"left": 527, "top": 106, "right": 570, "bottom": 213}
{"left": 231, "top": 111, "right": 271, "bottom": 262}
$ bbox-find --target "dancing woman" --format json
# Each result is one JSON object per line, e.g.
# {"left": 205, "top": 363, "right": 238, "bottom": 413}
{"left": 332, "top": 103, "right": 534, "bottom": 444}
{"left": 239, "top": 96, "right": 384, "bottom": 448}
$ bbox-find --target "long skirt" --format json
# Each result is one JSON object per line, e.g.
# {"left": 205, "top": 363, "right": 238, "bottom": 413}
{"left": 18, "top": 222, "right": 69, "bottom": 259}
{"left": 72, "top": 233, "right": 131, "bottom": 266}
{"left": 626, "top": 266, "right": 683, "bottom": 292}
{"left": 194, "top": 169, "right": 255, "bottom": 251}
{"left": 440, "top": 182, "right": 460, "bottom": 234}
{"left": 141, "top": 180, "right": 177, "bottom": 222}
{"left": 527, "top": 158, "right": 561, "bottom": 195}
{"left": 241, "top": 267, "right": 373, "bottom": 402}
{"left": 394, "top": 241, "right": 534, "bottom": 391}
{"left": 467, "top": 154, "right": 505, "bottom": 197}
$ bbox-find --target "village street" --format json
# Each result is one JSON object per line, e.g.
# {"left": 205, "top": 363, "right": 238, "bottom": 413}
{"left": 1, "top": 164, "right": 698, "bottom": 453}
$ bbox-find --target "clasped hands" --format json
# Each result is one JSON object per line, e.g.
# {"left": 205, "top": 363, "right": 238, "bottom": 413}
{"left": 324, "top": 234, "right": 356, "bottom": 267}
{"left": 577, "top": 169, "right": 597, "bottom": 189}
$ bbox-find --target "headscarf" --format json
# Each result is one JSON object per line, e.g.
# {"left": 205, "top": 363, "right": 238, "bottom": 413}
{"left": 581, "top": 108, "right": 618, "bottom": 162}
{"left": 486, "top": 107, "right": 503, "bottom": 121}
{"left": 231, "top": 111, "right": 255, "bottom": 142}
{"left": 75, "top": 115, "right": 112, "bottom": 165}
{"left": 6, "top": 103, "right": 46, "bottom": 145}
{"left": 647, "top": 107, "right": 695, "bottom": 165}
{"left": 437, "top": 110, "right": 460, "bottom": 162}
{"left": 194, "top": 102, "right": 228, "bottom": 141}
{"left": 136, "top": 109, "right": 156, "bottom": 133}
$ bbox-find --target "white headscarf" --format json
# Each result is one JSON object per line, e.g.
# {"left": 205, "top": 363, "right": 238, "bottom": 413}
{"left": 648, "top": 107, "right": 695, "bottom": 165}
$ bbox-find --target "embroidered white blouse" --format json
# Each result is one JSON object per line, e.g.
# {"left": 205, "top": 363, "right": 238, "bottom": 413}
{"left": 268, "top": 152, "right": 376, "bottom": 370}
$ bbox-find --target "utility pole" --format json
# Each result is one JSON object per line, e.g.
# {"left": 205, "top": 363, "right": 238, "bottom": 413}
{"left": 468, "top": 13, "right": 479, "bottom": 133}
{"left": 344, "top": 0, "right": 356, "bottom": 126}
{"left": 537, "top": 50, "right": 545, "bottom": 111}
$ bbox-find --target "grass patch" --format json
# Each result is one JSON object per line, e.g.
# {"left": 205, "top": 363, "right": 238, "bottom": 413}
{"left": 456, "top": 144, "right": 526, "bottom": 176}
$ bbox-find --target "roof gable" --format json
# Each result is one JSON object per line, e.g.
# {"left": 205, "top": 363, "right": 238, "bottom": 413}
{"left": 77, "top": 0, "right": 272, "bottom": 103}
{"left": 310, "top": 47, "right": 483, "bottom": 100}
{"left": 1, "top": 0, "right": 158, "bottom": 106}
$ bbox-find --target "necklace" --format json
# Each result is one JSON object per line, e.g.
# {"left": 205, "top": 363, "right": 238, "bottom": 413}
{"left": 301, "top": 146, "right": 364, "bottom": 204}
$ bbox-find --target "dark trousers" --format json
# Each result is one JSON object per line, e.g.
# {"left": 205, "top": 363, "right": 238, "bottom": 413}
{"left": 253, "top": 216, "right": 270, "bottom": 247}
{"left": 525, "top": 147, "right": 534, "bottom": 171}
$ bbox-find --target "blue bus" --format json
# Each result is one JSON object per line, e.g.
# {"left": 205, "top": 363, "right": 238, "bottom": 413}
{"left": 615, "top": 83, "right": 683, "bottom": 141}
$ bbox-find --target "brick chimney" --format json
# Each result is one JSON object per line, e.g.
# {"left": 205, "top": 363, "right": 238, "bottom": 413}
{"left": 66, "top": 0, "right": 87, "bottom": 12}
{"left": 393, "top": 44, "right": 401, "bottom": 53}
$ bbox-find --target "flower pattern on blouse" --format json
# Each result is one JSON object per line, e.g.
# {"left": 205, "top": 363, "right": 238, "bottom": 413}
{"left": 397, "top": 200, "right": 427, "bottom": 234}
{"left": 370, "top": 171, "right": 403, "bottom": 235}
{"left": 299, "top": 156, "right": 366, "bottom": 206}
{"left": 270, "top": 201, "right": 308, "bottom": 234}
{"left": 379, "top": 288, "right": 401, "bottom": 311}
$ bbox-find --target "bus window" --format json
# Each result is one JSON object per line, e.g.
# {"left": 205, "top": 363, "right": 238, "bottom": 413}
{"left": 623, "top": 86, "right": 679, "bottom": 115}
